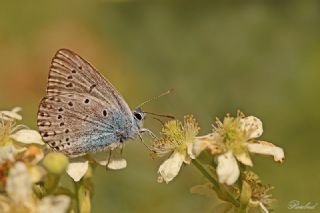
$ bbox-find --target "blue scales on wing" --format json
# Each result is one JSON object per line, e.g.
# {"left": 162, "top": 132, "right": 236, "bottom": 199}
{"left": 37, "top": 49, "right": 138, "bottom": 156}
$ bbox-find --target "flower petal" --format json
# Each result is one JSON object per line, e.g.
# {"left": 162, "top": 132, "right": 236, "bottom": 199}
{"left": 187, "top": 142, "right": 197, "bottom": 159}
{"left": 234, "top": 152, "right": 253, "bottom": 166}
{"left": 106, "top": 149, "right": 127, "bottom": 170}
{"left": 37, "top": 195, "right": 70, "bottom": 213}
{"left": 0, "top": 144, "right": 17, "bottom": 163}
{"left": 6, "top": 162, "right": 33, "bottom": 207}
{"left": 157, "top": 151, "right": 184, "bottom": 183}
{"left": 240, "top": 116, "right": 263, "bottom": 139}
{"left": 216, "top": 152, "right": 240, "bottom": 185}
{"left": 0, "top": 107, "right": 22, "bottom": 120}
{"left": 191, "top": 133, "right": 223, "bottom": 157}
{"left": 66, "top": 158, "right": 88, "bottom": 182}
{"left": 247, "top": 141, "right": 285, "bottom": 163}
{"left": 10, "top": 129, "right": 44, "bottom": 145}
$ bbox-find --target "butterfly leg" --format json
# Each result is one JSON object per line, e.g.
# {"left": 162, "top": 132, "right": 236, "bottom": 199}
{"left": 137, "top": 132, "right": 153, "bottom": 152}
{"left": 105, "top": 149, "right": 112, "bottom": 171}
{"left": 139, "top": 128, "right": 158, "bottom": 140}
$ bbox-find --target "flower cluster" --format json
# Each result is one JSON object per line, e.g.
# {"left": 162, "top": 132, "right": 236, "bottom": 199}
{"left": 152, "top": 112, "right": 285, "bottom": 213}
{"left": 0, "top": 107, "right": 129, "bottom": 213}
{"left": 0, "top": 108, "right": 70, "bottom": 213}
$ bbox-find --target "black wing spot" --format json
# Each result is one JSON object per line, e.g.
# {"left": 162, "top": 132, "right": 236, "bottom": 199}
{"left": 42, "top": 103, "right": 52, "bottom": 109}
{"left": 66, "top": 83, "right": 73, "bottom": 88}
{"left": 58, "top": 107, "right": 63, "bottom": 112}
{"left": 50, "top": 142, "right": 56, "bottom": 146}
{"left": 72, "top": 69, "right": 76, "bottom": 73}
{"left": 78, "top": 65, "right": 82, "bottom": 70}
{"left": 103, "top": 110, "right": 107, "bottom": 116}
{"left": 84, "top": 99, "right": 89, "bottom": 104}
{"left": 39, "top": 112, "right": 45, "bottom": 117}
{"left": 60, "top": 122, "right": 65, "bottom": 126}
{"left": 65, "top": 129, "right": 69, "bottom": 133}
{"left": 58, "top": 115, "right": 62, "bottom": 119}
{"left": 89, "top": 84, "right": 96, "bottom": 92}
{"left": 39, "top": 121, "right": 51, "bottom": 127}
{"left": 68, "top": 102, "right": 73, "bottom": 106}
{"left": 66, "top": 138, "right": 70, "bottom": 142}
{"left": 43, "top": 132, "right": 49, "bottom": 137}
{"left": 67, "top": 75, "right": 73, "bottom": 79}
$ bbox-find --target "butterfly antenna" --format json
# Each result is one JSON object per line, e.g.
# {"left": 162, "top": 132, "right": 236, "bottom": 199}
{"left": 145, "top": 111, "right": 175, "bottom": 119}
{"left": 136, "top": 89, "right": 174, "bottom": 109}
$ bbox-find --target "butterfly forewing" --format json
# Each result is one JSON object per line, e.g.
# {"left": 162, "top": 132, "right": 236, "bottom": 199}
{"left": 38, "top": 49, "right": 137, "bottom": 156}
{"left": 48, "top": 49, "right": 131, "bottom": 115}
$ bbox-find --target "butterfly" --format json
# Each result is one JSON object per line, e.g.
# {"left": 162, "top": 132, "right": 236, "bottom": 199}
{"left": 37, "top": 49, "right": 149, "bottom": 156}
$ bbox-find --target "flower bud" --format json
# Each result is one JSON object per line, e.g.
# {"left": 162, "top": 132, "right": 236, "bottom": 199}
{"left": 43, "top": 153, "right": 69, "bottom": 175}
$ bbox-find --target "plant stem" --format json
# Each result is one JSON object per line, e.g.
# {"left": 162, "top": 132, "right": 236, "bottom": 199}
{"left": 74, "top": 181, "right": 81, "bottom": 213}
{"left": 192, "top": 159, "right": 239, "bottom": 207}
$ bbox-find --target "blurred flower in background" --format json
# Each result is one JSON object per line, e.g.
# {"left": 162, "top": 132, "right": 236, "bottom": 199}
{"left": 0, "top": 107, "right": 44, "bottom": 163}
{"left": 0, "top": 108, "right": 70, "bottom": 213}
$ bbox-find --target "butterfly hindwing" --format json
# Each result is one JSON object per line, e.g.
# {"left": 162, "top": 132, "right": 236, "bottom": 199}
{"left": 38, "top": 49, "right": 137, "bottom": 156}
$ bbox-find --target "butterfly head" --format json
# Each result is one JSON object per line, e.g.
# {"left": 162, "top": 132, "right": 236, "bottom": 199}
{"left": 132, "top": 107, "right": 145, "bottom": 129}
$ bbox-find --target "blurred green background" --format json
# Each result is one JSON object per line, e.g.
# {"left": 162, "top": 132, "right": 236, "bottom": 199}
{"left": 1, "top": 1, "right": 319, "bottom": 212}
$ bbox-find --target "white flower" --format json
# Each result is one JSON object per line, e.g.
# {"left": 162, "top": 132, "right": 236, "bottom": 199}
{"left": 67, "top": 145, "right": 127, "bottom": 182}
{"left": 216, "top": 115, "right": 284, "bottom": 185}
{"left": 0, "top": 107, "right": 44, "bottom": 163}
{"left": 4, "top": 162, "right": 70, "bottom": 213}
{"left": 6, "top": 162, "right": 34, "bottom": 209}
{"left": 189, "top": 114, "right": 285, "bottom": 186}
{"left": 152, "top": 115, "right": 200, "bottom": 183}
{"left": 37, "top": 195, "right": 70, "bottom": 213}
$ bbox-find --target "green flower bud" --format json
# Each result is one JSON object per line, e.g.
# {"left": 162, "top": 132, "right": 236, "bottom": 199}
{"left": 43, "top": 152, "right": 69, "bottom": 175}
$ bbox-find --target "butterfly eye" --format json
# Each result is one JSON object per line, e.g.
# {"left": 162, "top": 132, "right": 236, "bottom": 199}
{"left": 134, "top": 112, "right": 143, "bottom": 120}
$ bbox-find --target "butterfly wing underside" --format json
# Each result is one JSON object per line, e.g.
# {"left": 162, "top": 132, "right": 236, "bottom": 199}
{"left": 37, "top": 49, "right": 136, "bottom": 156}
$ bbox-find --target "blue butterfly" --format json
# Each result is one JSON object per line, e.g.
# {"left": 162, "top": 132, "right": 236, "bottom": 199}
{"left": 37, "top": 49, "right": 151, "bottom": 156}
